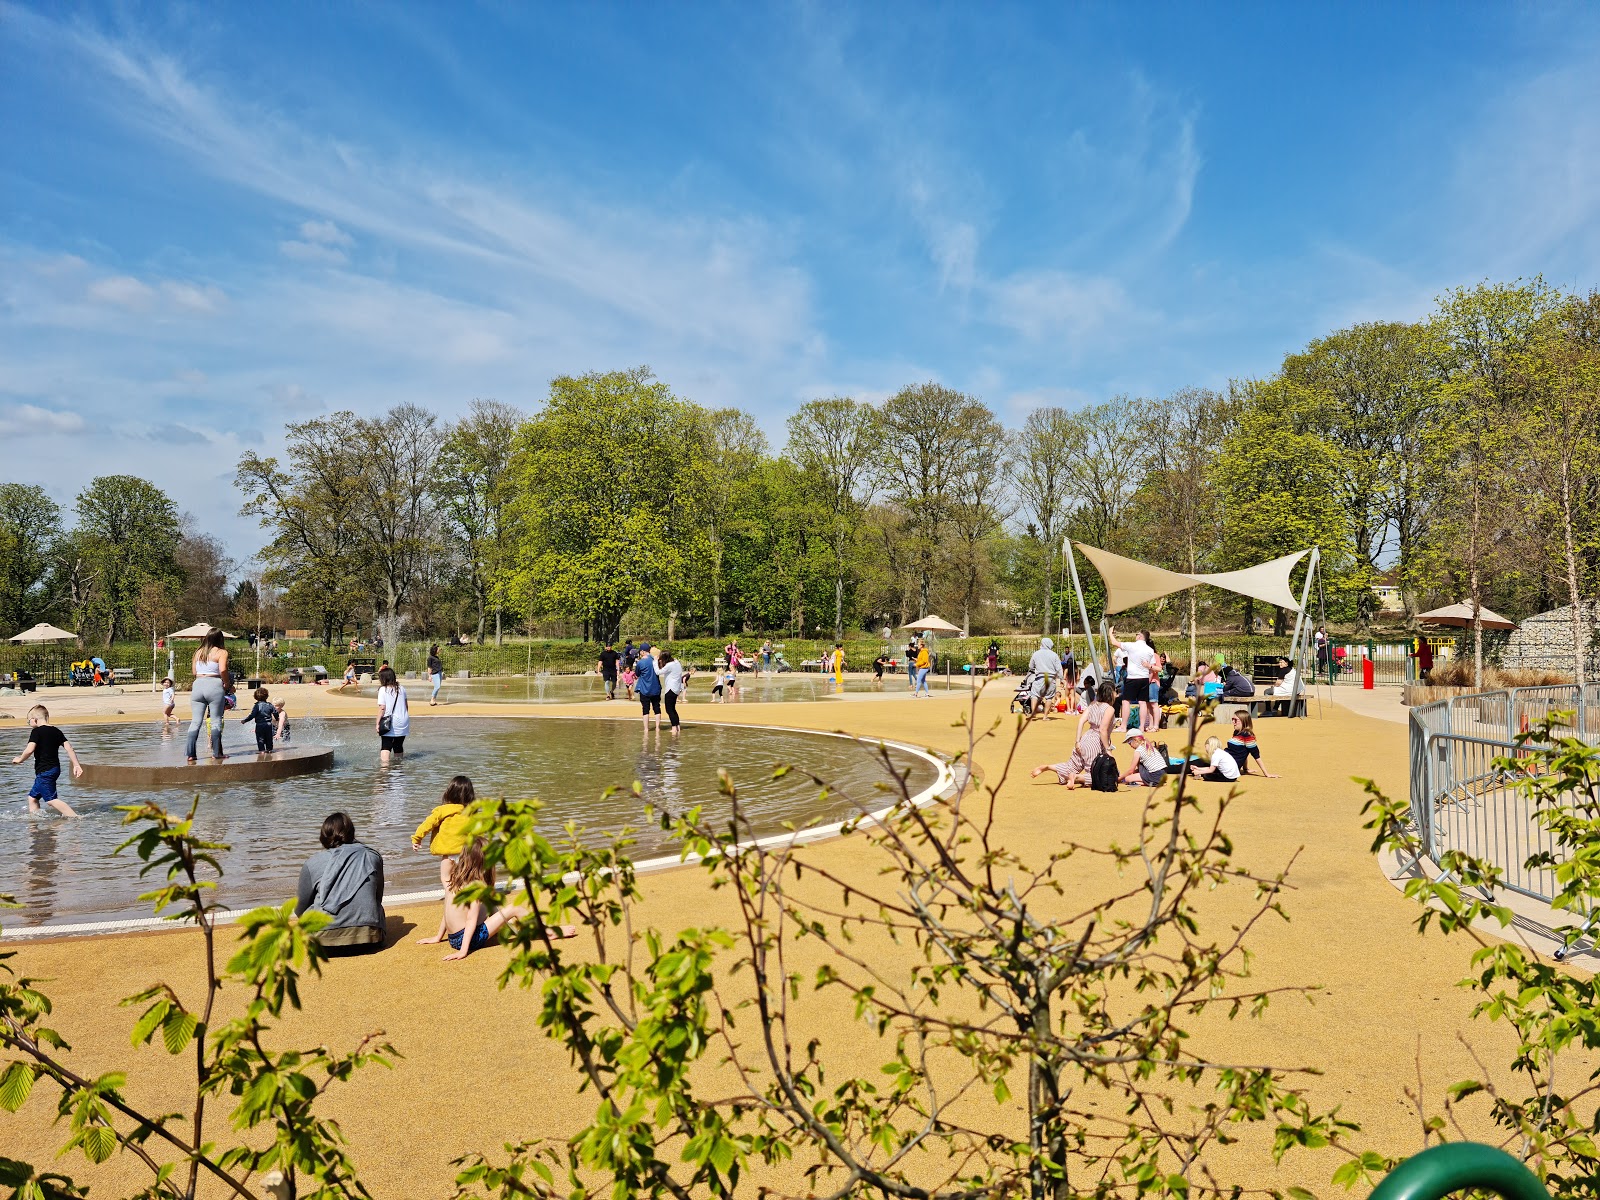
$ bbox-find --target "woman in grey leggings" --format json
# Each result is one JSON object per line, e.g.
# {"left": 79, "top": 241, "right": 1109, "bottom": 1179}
{"left": 185, "top": 629, "right": 231, "bottom": 763}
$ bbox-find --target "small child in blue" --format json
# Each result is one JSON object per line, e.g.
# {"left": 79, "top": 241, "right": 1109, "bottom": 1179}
{"left": 12, "top": 704, "right": 82, "bottom": 817}
{"left": 240, "top": 687, "right": 276, "bottom": 754}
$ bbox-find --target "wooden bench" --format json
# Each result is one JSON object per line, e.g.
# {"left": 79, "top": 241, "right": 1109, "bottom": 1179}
{"left": 1235, "top": 694, "right": 1305, "bottom": 719}
{"left": 112, "top": 667, "right": 135, "bottom": 682}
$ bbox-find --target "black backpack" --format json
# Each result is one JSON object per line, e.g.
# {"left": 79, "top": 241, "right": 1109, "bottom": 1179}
{"left": 1090, "top": 751, "right": 1120, "bottom": 792}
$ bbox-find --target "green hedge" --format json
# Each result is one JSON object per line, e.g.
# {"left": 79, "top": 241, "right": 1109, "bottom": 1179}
{"left": 0, "top": 630, "right": 1349, "bottom": 687}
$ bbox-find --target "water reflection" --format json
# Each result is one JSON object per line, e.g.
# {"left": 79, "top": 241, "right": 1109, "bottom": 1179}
{"left": 1, "top": 717, "right": 937, "bottom": 929}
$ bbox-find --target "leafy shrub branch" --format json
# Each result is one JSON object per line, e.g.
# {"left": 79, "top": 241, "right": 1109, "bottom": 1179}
{"left": 0, "top": 797, "right": 393, "bottom": 1200}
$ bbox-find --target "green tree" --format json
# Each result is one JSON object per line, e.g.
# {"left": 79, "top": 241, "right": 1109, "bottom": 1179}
{"left": 1133, "top": 387, "right": 1227, "bottom": 667}
{"left": 348, "top": 404, "right": 446, "bottom": 646}
{"left": 237, "top": 413, "right": 369, "bottom": 647}
{"left": 73, "top": 476, "right": 182, "bottom": 646}
{"left": 0, "top": 483, "right": 63, "bottom": 633}
{"left": 694, "top": 408, "right": 768, "bottom": 637}
{"left": 1061, "top": 400, "right": 1139, "bottom": 552}
{"left": 1009, "top": 408, "right": 1082, "bottom": 635}
{"left": 1215, "top": 380, "right": 1354, "bottom": 632}
{"left": 433, "top": 400, "right": 524, "bottom": 644}
{"left": 878, "top": 383, "right": 997, "bottom": 618}
{"left": 1281, "top": 322, "right": 1441, "bottom": 624}
{"left": 784, "top": 397, "right": 879, "bottom": 640}
{"left": 1431, "top": 279, "right": 1564, "bottom": 684}
{"left": 1511, "top": 293, "right": 1600, "bottom": 684}
{"left": 507, "top": 368, "right": 701, "bottom": 644}
{"left": 947, "top": 408, "right": 1008, "bottom": 634}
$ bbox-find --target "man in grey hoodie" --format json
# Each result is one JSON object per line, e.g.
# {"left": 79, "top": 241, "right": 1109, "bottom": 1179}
{"left": 296, "top": 811, "right": 387, "bottom": 952}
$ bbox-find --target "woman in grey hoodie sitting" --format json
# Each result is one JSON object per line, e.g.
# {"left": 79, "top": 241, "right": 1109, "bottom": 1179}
{"left": 296, "top": 811, "right": 387, "bottom": 953}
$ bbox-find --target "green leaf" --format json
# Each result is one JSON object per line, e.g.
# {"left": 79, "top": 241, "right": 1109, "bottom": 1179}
{"left": 0, "top": 1062, "right": 36, "bottom": 1112}
{"left": 160, "top": 1009, "right": 198, "bottom": 1055}
{"left": 77, "top": 1125, "right": 116, "bottom": 1165}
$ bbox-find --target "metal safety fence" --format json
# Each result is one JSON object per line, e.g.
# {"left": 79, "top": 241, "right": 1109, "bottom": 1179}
{"left": 1408, "top": 685, "right": 1600, "bottom": 907}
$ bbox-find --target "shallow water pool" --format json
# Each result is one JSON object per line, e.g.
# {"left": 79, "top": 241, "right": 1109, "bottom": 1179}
{"left": 353, "top": 670, "right": 966, "bottom": 705}
{"left": 1, "top": 717, "right": 939, "bottom": 929}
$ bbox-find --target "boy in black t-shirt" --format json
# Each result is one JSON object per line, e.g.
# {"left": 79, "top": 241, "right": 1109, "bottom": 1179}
{"left": 597, "top": 643, "right": 621, "bottom": 699}
{"left": 12, "top": 704, "right": 82, "bottom": 817}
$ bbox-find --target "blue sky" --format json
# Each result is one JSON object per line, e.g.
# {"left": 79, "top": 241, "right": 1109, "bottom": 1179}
{"left": 3, "top": 2, "right": 1599, "bottom": 562}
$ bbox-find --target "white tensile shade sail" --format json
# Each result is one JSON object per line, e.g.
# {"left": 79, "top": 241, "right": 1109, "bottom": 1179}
{"left": 1072, "top": 544, "right": 1201, "bottom": 613}
{"left": 1416, "top": 602, "right": 1516, "bottom": 631}
{"left": 900, "top": 615, "right": 963, "bottom": 633}
{"left": 1072, "top": 543, "right": 1309, "bottom": 615}
{"left": 169, "top": 622, "right": 236, "bottom": 640}
{"left": 1192, "top": 548, "right": 1311, "bottom": 613}
{"left": 8, "top": 622, "right": 78, "bottom": 643}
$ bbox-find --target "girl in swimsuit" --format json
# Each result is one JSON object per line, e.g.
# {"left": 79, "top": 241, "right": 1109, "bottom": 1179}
{"left": 418, "top": 840, "right": 576, "bottom": 962}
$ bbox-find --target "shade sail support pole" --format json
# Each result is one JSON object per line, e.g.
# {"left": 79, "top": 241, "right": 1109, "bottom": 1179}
{"left": 1285, "top": 546, "right": 1320, "bottom": 717}
{"left": 1064, "top": 539, "right": 1102, "bottom": 675}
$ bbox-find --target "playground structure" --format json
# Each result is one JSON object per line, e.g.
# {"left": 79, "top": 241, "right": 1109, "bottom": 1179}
{"left": 1059, "top": 540, "right": 1324, "bottom": 715}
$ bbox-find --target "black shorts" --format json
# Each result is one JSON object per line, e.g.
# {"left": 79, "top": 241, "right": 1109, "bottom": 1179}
{"left": 1122, "top": 677, "right": 1150, "bottom": 706}
{"left": 640, "top": 693, "right": 661, "bottom": 715}
{"left": 380, "top": 734, "right": 406, "bottom": 752}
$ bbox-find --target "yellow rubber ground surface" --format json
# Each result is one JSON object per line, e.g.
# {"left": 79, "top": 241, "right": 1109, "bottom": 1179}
{"left": 1, "top": 682, "right": 1578, "bottom": 1196}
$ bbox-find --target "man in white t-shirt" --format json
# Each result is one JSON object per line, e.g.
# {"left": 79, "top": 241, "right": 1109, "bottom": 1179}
{"left": 1109, "top": 625, "right": 1158, "bottom": 734}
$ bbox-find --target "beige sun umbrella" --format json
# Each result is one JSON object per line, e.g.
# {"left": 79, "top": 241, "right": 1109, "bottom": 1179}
{"left": 8, "top": 622, "right": 78, "bottom": 644}
{"left": 900, "top": 615, "right": 962, "bottom": 634}
{"left": 168, "top": 622, "right": 236, "bottom": 640}
{"left": 1416, "top": 602, "right": 1517, "bottom": 631}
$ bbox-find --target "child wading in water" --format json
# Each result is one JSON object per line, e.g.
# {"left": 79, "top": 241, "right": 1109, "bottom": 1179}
{"left": 160, "top": 677, "right": 176, "bottom": 729}
{"left": 240, "top": 687, "right": 277, "bottom": 754}
{"left": 412, "top": 775, "right": 476, "bottom": 887}
{"left": 418, "top": 839, "right": 576, "bottom": 961}
{"left": 13, "top": 704, "right": 83, "bottom": 817}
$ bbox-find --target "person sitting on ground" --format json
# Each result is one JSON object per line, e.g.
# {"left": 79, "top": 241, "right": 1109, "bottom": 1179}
{"left": 1118, "top": 729, "right": 1170, "bottom": 788}
{"left": 296, "top": 812, "right": 386, "bottom": 953}
{"left": 1026, "top": 636, "right": 1064, "bottom": 715}
{"left": 1188, "top": 736, "right": 1241, "bottom": 784}
{"left": 1225, "top": 712, "right": 1278, "bottom": 778}
{"left": 417, "top": 838, "right": 575, "bottom": 962}
{"left": 1032, "top": 681, "right": 1116, "bottom": 788}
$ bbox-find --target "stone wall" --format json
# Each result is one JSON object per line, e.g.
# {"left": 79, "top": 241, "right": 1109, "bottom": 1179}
{"left": 1501, "top": 601, "right": 1600, "bottom": 675}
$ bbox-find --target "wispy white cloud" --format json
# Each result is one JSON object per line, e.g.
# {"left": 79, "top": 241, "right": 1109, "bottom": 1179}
{"left": 0, "top": 402, "right": 87, "bottom": 438}
{"left": 984, "top": 269, "right": 1141, "bottom": 346}
{"left": 88, "top": 274, "right": 155, "bottom": 310}
{"left": 281, "top": 218, "right": 354, "bottom": 264}
{"left": 30, "top": 14, "right": 813, "bottom": 362}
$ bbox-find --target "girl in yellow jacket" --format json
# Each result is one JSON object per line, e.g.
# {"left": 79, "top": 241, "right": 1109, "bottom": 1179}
{"left": 412, "top": 775, "right": 476, "bottom": 887}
